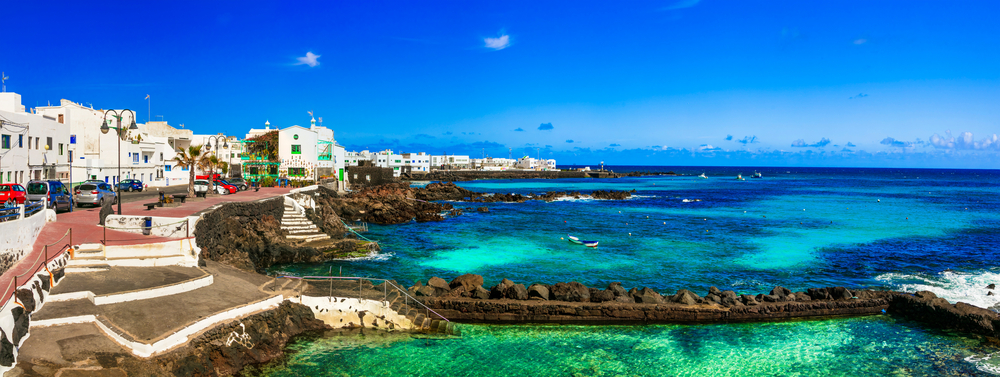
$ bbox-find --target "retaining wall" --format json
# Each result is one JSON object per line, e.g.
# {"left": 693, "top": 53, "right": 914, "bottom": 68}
{"left": 105, "top": 215, "right": 195, "bottom": 238}
{"left": 0, "top": 209, "right": 49, "bottom": 277}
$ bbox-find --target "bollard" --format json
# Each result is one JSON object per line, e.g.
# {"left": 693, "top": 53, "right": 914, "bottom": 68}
{"left": 142, "top": 216, "right": 153, "bottom": 236}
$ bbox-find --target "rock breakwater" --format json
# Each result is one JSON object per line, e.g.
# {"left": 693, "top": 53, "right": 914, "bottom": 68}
{"left": 407, "top": 275, "right": 1000, "bottom": 339}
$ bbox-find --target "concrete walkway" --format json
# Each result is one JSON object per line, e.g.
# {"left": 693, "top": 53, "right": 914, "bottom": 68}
{"left": 0, "top": 187, "right": 291, "bottom": 307}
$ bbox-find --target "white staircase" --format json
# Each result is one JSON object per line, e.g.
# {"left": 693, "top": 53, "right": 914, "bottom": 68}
{"left": 281, "top": 204, "right": 330, "bottom": 242}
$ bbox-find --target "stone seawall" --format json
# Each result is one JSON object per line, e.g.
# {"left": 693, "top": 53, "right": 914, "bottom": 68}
{"left": 423, "top": 295, "right": 892, "bottom": 324}
{"left": 411, "top": 275, "right": 1000, "bottom": 339}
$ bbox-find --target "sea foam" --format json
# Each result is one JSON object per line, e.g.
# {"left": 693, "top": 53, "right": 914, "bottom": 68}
{"left": 876, "top": 270, "right": 1000, "bottom": 311}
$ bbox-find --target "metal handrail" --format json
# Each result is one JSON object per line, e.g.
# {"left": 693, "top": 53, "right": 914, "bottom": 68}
{"left": 1, "top": 228, "right": 72, "bottom": 308}
{"left": 282, "top": 275, "right": 449, "bottom": 323}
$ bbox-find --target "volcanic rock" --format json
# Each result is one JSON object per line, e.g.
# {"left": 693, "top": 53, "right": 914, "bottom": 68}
{"left": 670, "top": 289, "right": 697, "bottom": 306}
{"left": 551, "top": 282, "right": 591, "bottom": 302}
{"left": 528, "top": 284, "right": 550, "bottom": 300}
{"left": 449, "top": 274, "right": 484, "bottom": 292}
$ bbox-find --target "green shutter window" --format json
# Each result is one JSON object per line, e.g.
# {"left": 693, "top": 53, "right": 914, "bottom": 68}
{"left": 1, "top": 135, "right": 9, "bottom": 149}
{"left": 292, "top": 145, "right": 301, "bottom": 154}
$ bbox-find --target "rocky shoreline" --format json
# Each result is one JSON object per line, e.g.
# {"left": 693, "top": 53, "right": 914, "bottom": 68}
{"left": 404, "top": 170, "right": 675, "bottom": 182}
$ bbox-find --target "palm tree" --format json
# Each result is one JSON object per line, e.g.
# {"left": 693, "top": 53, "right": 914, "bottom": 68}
{"left": 172, "top": 145, "right": 206, "bottom": 197}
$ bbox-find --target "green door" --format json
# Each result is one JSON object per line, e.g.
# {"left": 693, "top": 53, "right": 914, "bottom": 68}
{"left": 338, "top": 168, "right": 344, "bottom": 181}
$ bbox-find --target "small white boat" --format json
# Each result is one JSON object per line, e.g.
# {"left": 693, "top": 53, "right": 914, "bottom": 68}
{"left": 736, "top": 174, "right": 745, "bottom": 181}
{"left": 752, "top": 171, "right": 762, "bottom": 179}
{"left": 698, "top": 173, "right": 708, "bottom": 179}
{"left": 568, "top": 235, "right": 598, "bottom": 247}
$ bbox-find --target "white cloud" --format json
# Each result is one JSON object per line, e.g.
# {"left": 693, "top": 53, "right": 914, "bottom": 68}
{"left": 295, "top": 52, "right": 321, "bottom": 67}
{"left": 930, "top": 131, "right": 1000, "bottom": 151}
{"left": 853, "top": 38, "right": 867, "bottom": 45}
{"left": 484, "top": 34, "right": 510, "bottom": 50}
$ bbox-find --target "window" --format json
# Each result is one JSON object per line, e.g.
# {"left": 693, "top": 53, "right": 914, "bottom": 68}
{"left": 182, "top": 166, "right": 189, "bottom": 171}
{"left": 133, "top": 153, "right": 139, "bottom": 163}
{"left": 291, "top": 145, "right": 301, "bottom": 154}
{"left": 58, "top": 114, "right": 64, "bottom": 123}
{"left": 289, "top": 168, "right": 305, "bottom": 176}
{"left": 34, "top": 137, "right": 38, "bottom": 149}
{"left": 59, "top": 143, "right": 64, "bottom": 155}
{"left": 18, "top": 135, "right": 22, "bottom": 148}
{"left": 160, "top": 153, "right": 163, "bottom": 161}
{"left": 165, "top": 165, "right": 172, "bottom": 172}
{"left": 1, "top": 135, "right": 9, "bottom": 149}
{"left": 47, "top": 137, "right": 53, "bottom": 151}
{"left": 143, "top": 154, "right": 149, "bottom": 163}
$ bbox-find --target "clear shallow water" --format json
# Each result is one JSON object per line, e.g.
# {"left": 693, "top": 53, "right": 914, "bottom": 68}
{"left": 259, "top": 317, "right": 1000, "bottom": 376}
{"left": 274, "top": 167, "right": 1000, "bottom": 305}
{"left": 268, "top": 167, "right": 1000, "bottom": 375}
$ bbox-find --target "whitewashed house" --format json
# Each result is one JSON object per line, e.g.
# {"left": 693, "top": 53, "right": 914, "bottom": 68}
{"left": 0, "top": 93, "right": 71, "bottom": 186}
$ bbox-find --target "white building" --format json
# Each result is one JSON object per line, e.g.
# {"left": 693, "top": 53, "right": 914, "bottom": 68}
{"left": 244, "top": 118, "right": 346, "bottom": 186}
{"left": 401, "top": 152, "right": 430, "bottom": 173}
{"left": 471, "top": 157, "right": 517, "bottom": 171}
{"left": 430, "top": 155, "right": 471, "bottom": 169}
{"left": 34, "top": 100, "right": 190, "bottom": 188}
{"left": 190, "top": 133, "right": 243, "bottom": 178}
{"left": 0, "top": 93, "right": 71, "bottom": 186}
{"left": 515, "top": 157, "right": 557, "bottom": 170}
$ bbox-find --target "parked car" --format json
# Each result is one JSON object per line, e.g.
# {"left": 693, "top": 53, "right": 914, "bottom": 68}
{"left": 0, "top": 183, "right": 28, "bottom": 206}
{"left": 117, "top": 179, "right": 144, "bottom": 192}
{"left": 213, "top": 180, "right": 238, "bottom": 194}
{"left": 226, "top": 178, "right": 249, "bottom": 191}
{"left": 26, "top": 180, "right": 73, "bottom": 212}
{"left": 74, "top": 182, "right": 117, "bottom": 208}
{"left": 193, "top": 180, "right": 211, "bottom": 195}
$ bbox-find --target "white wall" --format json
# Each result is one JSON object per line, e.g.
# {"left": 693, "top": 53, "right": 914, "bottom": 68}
{"left": 0, "top": 207, "right": 48, "bottom": 276}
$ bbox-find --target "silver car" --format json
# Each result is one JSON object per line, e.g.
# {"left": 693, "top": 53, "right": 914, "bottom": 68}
{"left": 74, "top": 182, "right": 118, "bottom": 208}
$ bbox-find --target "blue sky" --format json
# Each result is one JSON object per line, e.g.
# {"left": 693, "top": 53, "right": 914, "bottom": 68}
{"left": 3, "top": 1, "right": 1000, "bottom": 168}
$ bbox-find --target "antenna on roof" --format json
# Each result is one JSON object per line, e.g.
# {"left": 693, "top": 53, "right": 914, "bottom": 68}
{"left": 1, "top": 72, "right": 7, "bottom": 92}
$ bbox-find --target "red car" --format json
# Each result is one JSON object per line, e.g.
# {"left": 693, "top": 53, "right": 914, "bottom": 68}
{"left": 213, "top": 180, "right": 238, "bottom": 194}
{"left": 0, "top": 183, "right": 28, "bottom": 206}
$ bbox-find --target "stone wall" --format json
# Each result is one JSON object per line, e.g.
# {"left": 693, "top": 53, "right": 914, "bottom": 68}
{"left": 346, "top": 166, "right": 396, "bottom": 189}
{"left": 0, "top": 256, "right": 68, "bottom": 373}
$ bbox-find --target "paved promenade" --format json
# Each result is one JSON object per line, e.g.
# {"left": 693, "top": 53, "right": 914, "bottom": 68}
{"left": 0, "top": 187, "right": 292, "bottom": 301}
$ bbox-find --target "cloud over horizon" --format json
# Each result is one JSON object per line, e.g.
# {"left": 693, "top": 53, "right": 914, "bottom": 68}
{"left": 791, "top": 137, "right": 831, "bottom": 148}
{"left": 538, "top": 123, "right": 554, "bottom": 130}
{"left": 513, "top": 127, "right": 524, "bottom": 132}
{"left": 295, "top": 52, "right": 321, "bottom": 67}
{"left": 930, "top": 131, "right": 1000, "bottom": 151}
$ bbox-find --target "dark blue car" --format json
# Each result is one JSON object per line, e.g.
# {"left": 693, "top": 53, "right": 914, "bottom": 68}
{"left": 117, "top": 179, "right": 144, "bottom": 192}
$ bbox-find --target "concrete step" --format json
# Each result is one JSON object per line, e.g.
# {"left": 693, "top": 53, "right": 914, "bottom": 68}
{"left": 286, "top": 234, "right": 330, "bottom": 242}
{"left": 280, "top": 224, "right": 317, "bottom": 230}
{"left": 75, "top": 243, "right": 104, "bottom": 254}
{"left": 285, "top": 228, "right": 323, "bottom": 235}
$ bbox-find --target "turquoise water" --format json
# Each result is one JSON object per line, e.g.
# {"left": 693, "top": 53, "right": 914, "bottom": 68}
{"left": 266, "top": 167, "right": 1000, "bottom": 375}
{"left": 260, "top": 317, "right": 1000, "bottom": 376}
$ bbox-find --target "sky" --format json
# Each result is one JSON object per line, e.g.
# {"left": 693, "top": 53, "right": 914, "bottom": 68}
{"left": 3, "top": 1, "right": 1000, "bottom": 168}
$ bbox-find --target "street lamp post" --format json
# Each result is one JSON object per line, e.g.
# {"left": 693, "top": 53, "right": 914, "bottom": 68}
{"left": 204, "top": 135, "right": 228, "bottom": 193}
{"left": 101, "top": 109, "right": 138, "bottom": 216}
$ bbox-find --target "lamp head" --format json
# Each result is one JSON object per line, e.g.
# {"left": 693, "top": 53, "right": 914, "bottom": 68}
{"left": 129, "top": 119, "right": 138, "bottom": 130}
{"left": 101, "top": 122, "right": 110, "bottom": 134}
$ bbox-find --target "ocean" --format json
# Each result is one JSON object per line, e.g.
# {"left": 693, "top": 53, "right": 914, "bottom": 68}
{"left": 263, "top": 167, "right": 1000, "bottom": 376}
